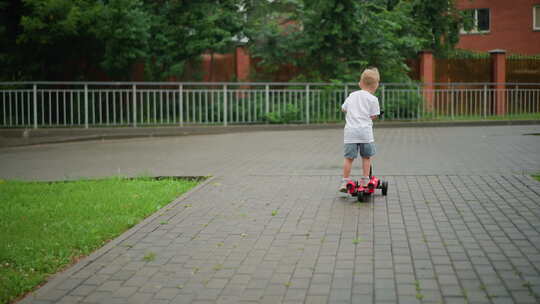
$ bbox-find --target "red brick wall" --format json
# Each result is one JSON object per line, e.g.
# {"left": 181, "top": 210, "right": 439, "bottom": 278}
{"left": 456, "top": 0, "right": 540, "bottom": 54}
{"left": 200, "top": 52, "right": 236, "bottom": 82}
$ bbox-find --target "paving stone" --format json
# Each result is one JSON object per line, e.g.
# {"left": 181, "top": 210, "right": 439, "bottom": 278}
{"left": 154, "top": 287, "right": 180, "bottom": 300}
{"left": 57, "top": 295, "right": 85, "bottom": 304}
{"left": 82, "top": 291, "right": 113, "bottom": 303}
{"left": 329, "top": 288, "right": 352, "bottom": 302}
{"left": 305, "top": 295, "right": 329, "bottom": 304}
{"left": 375, "top": 288, "right": 397, "bottom": 302}
{"left": 284, "top": 288, "right": 307, "bottom": 301}
{"left": 70, "top": 285, "right": 98, "bottom": 297}
{"left": 55, "top": 278, "right": 85, "bottom": 291}
{"left": 112, "top": 286, "right": 138, "bottom": 298}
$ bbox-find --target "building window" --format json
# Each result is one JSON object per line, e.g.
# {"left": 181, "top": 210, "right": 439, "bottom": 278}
{"left": 461, "top": 8, "right": 490, "bottom": 34}
{"left": 534, "top": 6, "right": 540, "bottom": 30}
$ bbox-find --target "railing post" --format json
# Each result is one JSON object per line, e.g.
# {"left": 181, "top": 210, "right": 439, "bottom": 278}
{"left": 223, "top": 84, "right": 228, "bottom": 126}
{"left": 84, "top": 84, "right": 89, "bottom": 129}
{"left": 483, "top": 84, "right": 487, "bottom": 119}
{"left": 451, "top": 84, "right": 454, "bottom": 120}
{"left": 305, "top": 84, "right": 310, "bottom": 124}
{"left": 179, "top": 84, "right": 183, "bottom": 127}
{"left": 416, "top": 84, "right": 422, "bottom": 120}
{"left": 381, "top": 84, "right": 385, "bottom": 121}
{"left": 265, "top": 84, "right": 269, "bottom": 121}
{"left": 515, "top": 85, "right": 519, "bottom": 115}
{"left": 132, "top": 84, "right": 137, "bottom": 127}
{"left": 33, "top": 84, "right": 38, "bottom": 129}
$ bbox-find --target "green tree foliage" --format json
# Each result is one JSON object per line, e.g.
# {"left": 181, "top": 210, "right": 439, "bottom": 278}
{"left": 242, "top": 0, "right": 302, "bottom": 74}
{"left": 91, "top": 0, "right": 151, "bottom": 79}
{"left": 410, "top": 0, "right": 463, "bottom": 56}
{"left": 143, "top": 0, "right": 243, "bottom": 80}
{"left": 15, "top": 0, "right": 103, "bottom": 80}
{"left": 1, "top": 0, "right": 244, "bottom": 80}
{"left": 0, "top": 0, "right": 464, "bottom": 81}
{"left": 246, "top": 0, "right": 464, "bottom": 82}
{"left": 0, "top": 0, "right": 11, "bottom": 80}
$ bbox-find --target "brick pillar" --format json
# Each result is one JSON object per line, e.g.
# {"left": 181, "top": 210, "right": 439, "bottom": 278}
{"left": 419, "top": 50, "right": 434, "bottom": 111}
{"left": 235, "top": 46, "right": 250, "bottom": 82}
{"left": 490, "top": 49, "right": 506, "bottom": 116}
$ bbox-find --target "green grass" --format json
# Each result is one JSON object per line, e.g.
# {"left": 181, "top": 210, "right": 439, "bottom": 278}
{"left": 0, "top": 177, "right": 200, "bottom": 304}
{"left": 534, "top": 175, "right": 540, "bottom": 182}
{"left": 416, "top": 113, "right": 540, "bottom": 121}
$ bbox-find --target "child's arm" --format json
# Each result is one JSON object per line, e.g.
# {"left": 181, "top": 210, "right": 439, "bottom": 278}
{"left": 370, "top": 98, "right": 381, "bottom": 120}
{"left": 341, "top": 96, "right": 350, "bottom": 113}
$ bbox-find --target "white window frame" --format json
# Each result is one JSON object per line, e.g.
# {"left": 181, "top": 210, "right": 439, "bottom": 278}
{"left": 461, "top": 8, "right": 491, "bottom": 34}
{"left": 534, "top": 5, "right": 540, "bottom": 31}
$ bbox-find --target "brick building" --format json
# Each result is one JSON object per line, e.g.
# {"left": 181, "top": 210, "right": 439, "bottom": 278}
{"left": 456, "top": 0, "right": 540, "bottom": 55}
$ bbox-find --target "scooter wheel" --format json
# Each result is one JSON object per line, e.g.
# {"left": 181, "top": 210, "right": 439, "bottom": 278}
{"left": 357, "top": 191, "right": 364, "bottom": 202}
{"left": 382, "top": 181, "right": 389, "bottom": 196}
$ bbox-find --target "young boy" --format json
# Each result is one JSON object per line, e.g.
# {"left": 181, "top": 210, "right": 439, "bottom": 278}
{"left": 339, "top": 67, "right": 381, "bottom": 192}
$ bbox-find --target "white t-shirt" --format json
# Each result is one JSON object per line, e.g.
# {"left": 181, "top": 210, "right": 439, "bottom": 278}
{"left": 341, "top": 90, "right": 380, "bottom": 143}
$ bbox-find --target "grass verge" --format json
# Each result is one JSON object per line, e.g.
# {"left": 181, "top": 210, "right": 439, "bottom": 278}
{"left": 0, "top": 177, "right": 201, "bottom": 304}
{"left": 533, "top": 175, "right": 540, "bottom": 182}
{"left": 416, "top": 113, "right": 540, "bottom": 121}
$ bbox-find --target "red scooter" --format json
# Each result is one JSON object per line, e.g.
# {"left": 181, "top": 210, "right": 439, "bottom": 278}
{"left": 346, "top": 166, "right": 388, "bottom": 202}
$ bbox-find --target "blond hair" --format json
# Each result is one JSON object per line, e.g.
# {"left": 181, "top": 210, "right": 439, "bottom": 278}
{"left": 360, "top": 67, "right": 380, "bottom": 89}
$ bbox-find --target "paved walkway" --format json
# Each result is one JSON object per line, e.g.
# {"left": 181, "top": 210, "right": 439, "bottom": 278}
{"left": 2, "top": 125, "right": 540, "bottom": 304}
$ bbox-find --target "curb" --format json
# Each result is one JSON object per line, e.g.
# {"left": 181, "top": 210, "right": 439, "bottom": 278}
{"left": 2, "top": 120, "right": 539, "bottom": 148}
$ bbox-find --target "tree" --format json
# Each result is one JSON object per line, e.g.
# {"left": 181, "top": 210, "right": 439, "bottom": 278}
{"left": 245, "top": 0, "right": 467, "bottom": 82}
{"left": 0, "top": 0, "right": 16, "bottom": 80}
{"left": 15, "top": 0, "right": 101, "bottom": 80}
{"left": 90, "top": 0, "right": 151, "bottom": 80}
{"left": 242, "top": 0, "right": 303, "bottom": 79}
{"left": 3, "top": 0, "right": 151, "bottom": 80}
{"left": 143, "top": 0, "right": 244, "bottom": 80}
{"left": 1, "top": 0, "right": 244, "bottom": 81}
{"left": 410, "top": 0, "right": 463, "bottom": 56}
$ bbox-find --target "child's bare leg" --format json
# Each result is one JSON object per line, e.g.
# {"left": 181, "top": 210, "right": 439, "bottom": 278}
{"left": 362, "top": 157, "right": 371, "bottom": 178}
{"left": 343, "top": 158, "right": 354, "bottom": 179}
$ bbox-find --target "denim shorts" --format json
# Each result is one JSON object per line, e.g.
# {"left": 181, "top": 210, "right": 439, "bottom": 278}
{"left": 344, "top": 143, "right": 376, "bottom": 159}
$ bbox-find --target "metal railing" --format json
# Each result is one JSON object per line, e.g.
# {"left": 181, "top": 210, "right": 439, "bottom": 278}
{"left": 0, "top": 82, "right": 539, "bottom": 128}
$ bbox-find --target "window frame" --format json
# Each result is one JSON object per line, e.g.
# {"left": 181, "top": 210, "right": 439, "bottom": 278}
{"left": 534, "top": 5, "right": 540, "bottom": 31}
{"left": 461, "top": 8, "right": 491, "bottom": 34}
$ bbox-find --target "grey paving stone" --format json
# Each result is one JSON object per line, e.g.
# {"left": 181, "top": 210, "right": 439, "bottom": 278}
{"left": 70, "top": 285, "right": 98, "bottom": 297}
{"left": 112, "top": 286, "right": 138, "bottom": 298}
{"left": 396, "top": 284, "right": 417, "bottom": 296}
{"left": 97, "top": 280, "right": 123, "bottom": 292}
{"left": 510, "top": 290, "right": 538, "bottom": 304}
{"left": 397, "top": 296, "right": 421, "bottom": 304}
{"left": 284, "top": 288, "right": 307, "bottom": 301}
{"left": 82, "top": 291, "right": 112, "bottom": 303}
{"left": 305, "top": 295, "right": 329, "bottom": 304}
{"left": 221, "top": 284, "right": 246, "bottom": 296}
{"left": 329, "top": 288, "right": 352, "bottom": 302}
{"left": 32, "top": 289, "right": 66, "bottom": 302}
{"left": 55, "top": 278, "right": 85, "bottom": 291}
{"left": 83, "top": 275, "right": 111, "bottom": 286}
{"left": 57, "top": 295, "right": 85, "bottom": 304}
{"left": 375, "top": 288, "right": 397, "bottom": 302}
{"left": 440, "top": 285, "right": 463, "bottom": 297}
{"left": 154, "top": 288, "right": 180, "bottom": 300}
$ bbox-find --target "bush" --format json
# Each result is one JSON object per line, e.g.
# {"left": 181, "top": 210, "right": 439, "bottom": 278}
{"left": 379, "top": 88, "right": 423, "bottom": 120}
{"left": 263, "top": 103, "right": 300, "bottom": 124}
